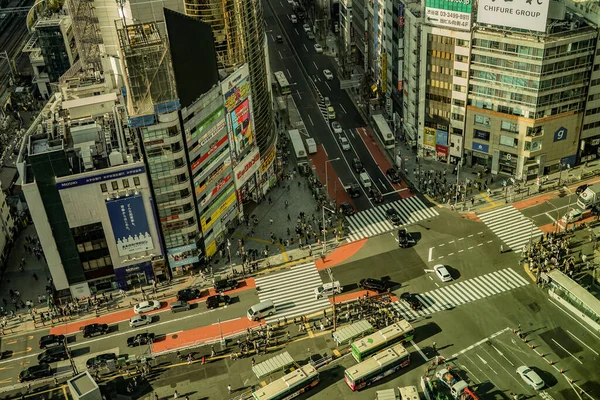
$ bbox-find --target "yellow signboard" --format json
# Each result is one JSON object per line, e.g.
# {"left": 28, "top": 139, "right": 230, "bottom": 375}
{"left": 201, "top": 191, "right": 237, "bottom": 231}
{"left": 205, "top": 241, "right": 217, "bottom": 257}
{"left": 260, "top": 146, "right": 276, "bottom": 174}
{"left": 423, "top": 127, "right": 436, "bottom": 150}
{"left": 381, "top": 53, "right": 387, "bottom": 94}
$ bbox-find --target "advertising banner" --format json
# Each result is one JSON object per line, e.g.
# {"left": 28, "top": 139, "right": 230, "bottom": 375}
{"left": 477, "top": 0, "right": 550, "bottom": 32}
{"left": 106, "top": 195, "right": 154, "bottom": 256}
{"left": 472, "top": 142, "right": 490, "bottom": 153}
{"left": 554, "top": 127, "right": 567, "bottom": 142}
{"left": 191, "top": 135, "right": 229, "bottom": 172}
{"left": 436, "top": 130, "right": 448, "bottom": 146}
{"left": 450, "top": 134, "right": 463, "bottom": 158}
{"left": 381, "top": 53, "right": 387, "bottom": 94}
{"left": 234, "top": 147, "right": 261, "bottom": 186}
{"left": 201, "top": 191, "right": 237, "bottom": 231}
{"left": 221, "top": 64, "right": 255, "bottom": 160}
{"left": 200, "top": 174, "right": 232, "bottom": 207}
{"left": 425, "top": 0, "right": 472, "bottom": 30}
{"left": 260, "top": 146, "right": 276, "bottom": 174}
{"left": 57, "top": 166, "right": 145, "bottom": 190}
{"left": 424, "top": 127, "right": 436, "bottom": 150}
{"left": 436, "top": 145, "right": 449, "bottom": 157}
{"left": 167, "top": 244, "right": 199, "bottom": 268}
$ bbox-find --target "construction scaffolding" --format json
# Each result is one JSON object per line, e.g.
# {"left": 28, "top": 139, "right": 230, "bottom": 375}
{"left": 116, "top": 21, "right": 178, "bottom": 118}
{"left": 62, "top": 0, "right": 103, "bottom": 80}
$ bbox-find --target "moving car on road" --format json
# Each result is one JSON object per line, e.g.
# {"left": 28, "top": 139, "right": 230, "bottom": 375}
{"left": 276, "top": 35, "right": 283, "bottom": 43}
{"left": 386, "top": 168, "right": 401, "bottom": 184}
{"left": 86, "top": 353, "right": 118, "bottom": 369}
{"left": 129, "top": 315, "right": 152, "bottom": 328}
{"left": 38, "top": 346, "right": 69, "bottom": 363}
{"left": 206, "top": 295, "right": 231, "bottom": 309}
{"left": 177, "top": 288, "right": 201, "bottom": 301}
{"left": 307, "top": 31, "right": 315, "bottom": 40}
{"left": 397, "top": 228, "right": 414, "bottom": 248}
{"left": 170, "top": 300, "right": 191, "bottom": 313}
{"left": 323, "top": 69, "right": 333, "bottom": 80}
{"left": 18, "top": 364, "right": 52, "bottom": 383}
{"left": 82, "top": 323, "right": 109, "bottom": 338}
{"left": 39, "top": 334, "right": 65, "bottom": 349}
{"left": 290, "top": 14, "right": 297, "bottom": 23}
{"left": 314, "top": 43, "right": 323, "bottom": 53}
{"left": 327, "top": 105, "right": 336, "bottom": 119}
{"left": 331, "top": 121, "right": 342, "bottom": 134}
{"left": 516, "top": 366, "right": 545, "bottom": 390}
{"left": 576, "top": 184, "right": 589, "bottom": 194}
{"left": 352, "top": 157, "right": 364, "bottom": 173}
{"left": 347, "top": 183, "right": 361, "bottom": 198}
{"left": 214, "top": 279, "right": 238, "bottom": 292}
{"left": 434, "top": 264, "right": 452, "bottom": 282}
{"left": 127, "top": 333, "right": 155, "bottom": 347}
{"left": 339, "top": 135, "right": 351, "bottom": 150}
{"left": 386, "top": 208, "right": 401, "bottom": 225}
{"left": 133, "top": 300, "right": 161, "bottom": 314}
{"left": 400, "top": 293, "right": 423, "bottom": 310}
{"left": 359, "top": 278, "right": 388, "bottom": 293}
{"left": 303, "top": 23, "right": 311, "bottom": 33}
{"left": 369, "top": 188, "right": 383, "bottom": 203}
{"left": 339, "top": 202, "right": 355, "bottom": 216}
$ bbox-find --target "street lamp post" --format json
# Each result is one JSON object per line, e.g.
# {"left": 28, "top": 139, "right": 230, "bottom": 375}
{"left": 563, "top": 186, "right": 573, "bottom": 231}
{"left": 322, "top": 205, "right": 336, "bottom": 255}
{"left": 325, "top": 158, "right": 341, "bottom": 191}
{"left": 326, "top": 268, "right": 337, "bottom": 332}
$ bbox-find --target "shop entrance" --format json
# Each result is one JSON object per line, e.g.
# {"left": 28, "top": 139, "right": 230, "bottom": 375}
{"left": 126, "top": 272, "right": 147, "bottom": 290}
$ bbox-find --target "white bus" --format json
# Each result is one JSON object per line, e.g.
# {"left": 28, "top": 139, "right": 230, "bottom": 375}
{"left": 350, "top": 320, "right": 415, "bottom": 362}
{"left": 288, "top": 129, "right": 308, "bottom": 173}
{"left": 252, "top": 364, "right": 319, "bottom": 400}
{"left": 274, "top": 71, "right": 291, "bottom": 95}
{"left": 372, "top": 114, "right": 395, "bottom": 149}
{"left": 344, "top": 343, "right": 410, "bottom": 391}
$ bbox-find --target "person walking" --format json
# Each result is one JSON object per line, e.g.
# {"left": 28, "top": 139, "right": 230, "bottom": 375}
{"left": 32, "top": 272, "right": 38, "bottom": 281}
{"left": 228, "top": 384, "right": 232, "bottom": 394}
{"left": 500, "top": 245, "right": 504, "bottom": 254}
{"left": 173, "top": 390, "right": 178, "bottom": 399}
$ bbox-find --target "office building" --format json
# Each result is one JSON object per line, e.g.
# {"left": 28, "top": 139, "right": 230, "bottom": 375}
{"left": 0, "top": 188, "right": 15, "bottom": 272}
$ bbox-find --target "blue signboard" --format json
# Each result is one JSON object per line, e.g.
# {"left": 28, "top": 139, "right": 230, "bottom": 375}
{"left": 106, "top": 195, "right": 154, "bottom": 256}
{"left": 474, "top": 129, "right": 490, "bottom": 141}
{"left": 554, "top": 127, "right": 567, "bottom": 142}
{"left": 436, "top": 130, "right": 448, "bottom": 146}
{"left": 472, "top": 142, "right": 489, "bottom": 153}
{"left": 57, "top": 166, "right": 146, "bottom": 190}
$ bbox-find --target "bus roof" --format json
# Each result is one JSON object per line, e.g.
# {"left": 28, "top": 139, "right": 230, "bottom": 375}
{"left": 351, "top": 320, "right": 413, "bottom": 352}
{"left": 345, "top": 344, "right": 408, "bottom": 381}
{"left": 252, "top": 364, "right": 317, "bottom": 400}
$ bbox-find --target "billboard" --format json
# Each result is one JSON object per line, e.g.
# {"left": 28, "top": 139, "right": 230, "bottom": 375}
{"left": 234, "top": 147, "right": 261, "bottom": 186}
{"left": 167, "top": 244, "right": 199, "bottom": 268}
{"left": 424, "top": 127, "right": 436, "bottom": 150}
{"left": 222, "top": 64, "right": 255, "bottom": 161}
{"left": 57, "top": 166, "right": 145, "bottom": 190}
{"left": 477, "top": 0, "right": 550, "bottom": 32}
{"left": 425, "top": 0, "right": 472, "bottom": 30}
{"left": 106, "top": 195, "right": 154, "bottom": 256}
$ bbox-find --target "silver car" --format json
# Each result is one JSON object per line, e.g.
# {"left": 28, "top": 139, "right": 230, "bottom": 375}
{"left": 129, "top": 315, "right": 151, "bottom": 328}
{"left": 170, "top": 300, "right": 190, "bottom": 313}
{"left": 516, "top": 366, "right": 545, "bottom": 390}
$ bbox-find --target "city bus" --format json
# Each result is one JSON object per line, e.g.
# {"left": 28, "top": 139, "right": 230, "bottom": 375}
{"left": 372, "top": 113, "right": 395, "bottom": 149}
{"left": 274, "top": 71, "right": 291, "bottom": 95}
{"left": 252, "top": 364, "right": 319, "bottom": 400}
{"left": 350, "top": 320, "right": 414, "bottom": 362}
{"left": 344, "top": 343, "right": 411, "bottom": 391}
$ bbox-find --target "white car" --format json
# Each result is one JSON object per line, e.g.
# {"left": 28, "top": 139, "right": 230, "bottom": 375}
{"left": 290, "top": 14, "right": 297, "bottom": 23}
{"left": 434, "top": 264, "right": 452, "bottom": 282}
{"left": 516, "top": 366, "right": 545, "bottom": 390}
{"left": 133, "top": 300, "right": 161, "bottom": 314}
{"left": 303, "top": 23, "right": 311, "bottom": 33}
{"left": 339, "top": 136, "right": 351, "bottom": 151}
{"left": 331, "top": 121, "right": 342, "bottom": 134}
{"left": 129, "top": 315, "right": 151, "bottom": 328}
{"left": 323, "top": 69, "right": 333, "bottom": 80}
{"left": 314, "top": 43, "right": 323, "bottom": 53}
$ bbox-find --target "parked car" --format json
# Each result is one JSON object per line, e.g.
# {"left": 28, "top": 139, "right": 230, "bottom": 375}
{"left": 352, "top": 157, "right": 364, "bottom": 173}
{"left": 400, "top": 293, "right": 423, "bottom": 310}
{"left": 347, "top": 183, "right": 361, "bottom": 198}
{"left": 38, "top": 346, "right": 69, "bottom": 363}
{"left": 86, "top": 353, "right": 118, "bottom": 369}
{"left": 323, "top": 69, "right": 333, "bottom": 80}
{"left": 127, "top": 333, "right": 155, "bottom": 347}
{"left": 576, "top": 184, "right": 589, "bottom": 194}
{"left": 591, "top": 205, "right": 600, "bottom": 216}
{"left": 129, "top": 315, "right": 152, "bottom": 329}
{"left": 323, "top": 96, "right": 331, "bottom": 106}
{"left": 290, "top": 14, "right": 297, "bottom": 23}
{"left": 39, "top": 334, "right": 65, "bottom": 349}
{"left": 214, "top": 279, "right": 238, "bottom": 292}
{"left": 327, "top": 105, "right": 336, "bottom": 119}
{"left": 398, "top": 228, "right": 414, "bottom": 248}
{"left": 386, "top": 208, "right": 401, "bottom": 226}
{"left": 307, "top": 31, "right": 315, "bottom": 40}
{"left": 359, "top": 278, "right": 388, "bottom": 293}
{"left": 516, "top": 366, "right": 545, "bottom": 390}
{"left": 177, "top": 288, "right": 201, "bottom": 301}
{"left": 82, "top": 323, "right": 109, "bottom": 338}
{"left": 206, "top": 295, "right": 231, "bottom": 309}
{"left": 170, "top": 300, "right": 190, "bottom": 313}
{"left": 302, "top": 23, "right": 311, "bottom": 33}
{"left": 339, "top": 136, "right": 351, "bottom": 151}
{"left": 276, "top": 35, "right": 283, "bottom": 43}
{"left": 562, "top": 208, "right": 583, "bottom": 223}
{"left": 331, "top": 121, "right": 343, "bottom": 134}
{"left": 18, "top": 364, "right": 52, "bottom": 382}
{"left": 339, "top": 202, "right": 355, "bottom": 216}
{"left": 314, "top": 43, "right": 323, "bottom": 53}
{"left": 133, "top": 300, "right": 161, "bottom": 314}
{"left": 434, "top": 264, "right": 452, "bottom": 282}
{"left": 386, "top": 168, "right": 401, "bottom": 183}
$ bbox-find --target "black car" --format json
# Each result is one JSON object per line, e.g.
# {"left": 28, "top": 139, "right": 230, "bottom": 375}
{"left": 86, "top": 353, "right": 118, "bottom": 369}
{"left": 82, "top": 323, "right": 109, "bottom": 338}
{"left": 276, "top": 35, "right": 283, "bottom": 43}
{"left": 339, "top": 202, "right": 355, "bottom": 216}
{"left": 177, "top": 288, "right": 201, "bottom": 301}
{"left": 214, "top": 279, "right": 238, "bottom": 292}
{"left": 126, "top": 333, "right": 155, "bottom": 347}
{"left": 39, "top": 334, "right": 65, "bottom": 349}
{"left": 352, "top": 158, "right": 364, "bottom": 173}
{"left": 206, "top": 295, "right": 231, "bottom": 309}
{"left": 386, "top": 168, "right": 401, "bottom": 184}
{"left": 386, "top": 208, "right": 401, "bottom": 225}
{"left": 347, "top": 183, "right": 361, "bottom": 198}
{"left": 400, "top": 292, "right": 423, "bottom": 310}
{"left": 37, "top": 346, "right": 68, "bottom": 364}
{"left": 576, "top": 184, "right": 589, "bottom": 195}
{"left": 359, "top": 278, "right": 388, "bottom": 293}
{"left": 18, "top": 364, "right": 52, "bottom": 383}
{"left": 592, "top": 206, "right": 600, "bottom": 216}
{"left": 398, "top": 228, "right": 414, "bottom": 248}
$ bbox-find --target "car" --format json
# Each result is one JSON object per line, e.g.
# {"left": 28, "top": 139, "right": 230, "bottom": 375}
{"left": 323, "top": 69, "right": 333, "bottom": 80}
{"left": 576, "top": 183, "right": 589, "bottom": 194}
{"left": 400, "top": 293, "right": 424, "bottom": 310}
{"left": 359, "top": 278, "right": 388, "bottom": 293}
{"left": 314, "top": 43, "right": 323, "bottom": 53}
{"left": 327, "top": 105, "right": 336, "bottom": 119}
{"left": 307, "top": 31, "right": 315, "bottom": 40}
{"left": 37, "top": 346, "right": 69, "bottom": 363}
{"left": 386, "top": 168, "right": 401, "bottom": 183}
{"left": 82, "top": 323, "right": 109, "bottom": 338}
{"left": 352, "top": 157, "right": 364, "bottom": 173}
{"left": 339, "top": 136, "right": 350, "bottom": 151}
{"left": 592, "top": 205, "right": 600, "bottom": 216}
{"left": 562, "top": 208, "right": 583, "bottom": 223}
{"left": 39, "top": 334, "right": 65, "bottom": 349}
{"left": 323, "top": 96, "right": 331, "bottom": 106}
{"left": 276, "top": 35, "right": 283, "bottom": 43}
{"left": 398, "top": 228, "right": 414, "bottom": 248}
{"left": 206, "top": 295, "right": 231, "bottom": 309}
{"left": 303, "top": 23, "right": 311, "bottom": 33}
{"left": 18, "top": 364, "right": 52, "bottom": 382}
{"left": 129, "top": 315, "right": 151, "bottom": 328}
{"left": 214, "top": 279, "right": 238, "bottom": 292}
{"left": 516, "top": 366, "right": 545, "bottom": 390}
{"left": 126, "top": 333, "right": 155, "bottom": 347}
{"left": 133, "top": 300, "right": 161, "bottom": 314}
{"left": 86, "top": 353, "right": 118, "bottom": 369}
{"left": 434, "top": 264, "right": 452, "bottom": 282}
{"left": 369, "top": 188, "right": 383, "bottom": 203}
{"left": 170, "top": 300, "right": 190, "bottom": 313}
{"left": 290, "top": 14, "right": 297, "bottom": 23}
{"left": 331, "top": 121, "right": 342, "bottom": 134}
{"left": 339, "top": 202, "right": 355, "bottom": 216}
{"left": 347, "top": 183, "right": 361, "bottom": 198}
{"left": 177, "top": 288, "right": 201, "bottom": 301}
{"left": 386, "top": 208, "right": 401, "bottom": 226}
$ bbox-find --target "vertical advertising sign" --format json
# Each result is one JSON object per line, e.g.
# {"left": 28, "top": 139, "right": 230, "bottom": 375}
{"left": 381, "top": 53, "right": 387, "bottom": 94}
{"left": 106, "top": 195, "right": 154, "bottom": 256}
{"left": 425, "top": 0, "right": 472, "bottom": 30}
{"left": 423, "top": 127, "right": 436, "bottom": 150}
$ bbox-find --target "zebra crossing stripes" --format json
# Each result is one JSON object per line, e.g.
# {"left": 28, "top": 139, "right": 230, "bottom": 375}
{"left": 478, "top": 206, "right": 543, "bottom": 253}
{"left": 346, "top": 196, "right": 439, "bottom": 242}
{"left": 390, "top": 268, "right": 529, "bottom": 320}
{"left": 253, "top": 262, "right": 329, "bottom": 323}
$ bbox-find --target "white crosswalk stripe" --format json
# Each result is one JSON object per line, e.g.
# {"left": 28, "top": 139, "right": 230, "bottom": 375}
{"left": 346, "top": 196, "right": 439, "bottom": 242}
{"left": 390, "top": 268, "right": 529, "bottom": 320}
{"left": 478, "top": 206, "right": 543, "bottom": 253}
{"left": 254, "top": 262, "right": 329, "bottom": 323}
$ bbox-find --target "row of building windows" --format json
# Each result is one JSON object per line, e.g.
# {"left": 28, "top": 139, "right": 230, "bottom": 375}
{"left": 100, "top": 177, "right": 140, "bottom": 192}
{"left": 141, "top": 125, "right": 180, "bottom": 142}
{"left": 473, "top": 38, "right": 594, "bottom": 59}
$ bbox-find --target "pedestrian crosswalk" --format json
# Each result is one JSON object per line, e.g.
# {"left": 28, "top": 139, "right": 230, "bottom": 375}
{"left": 254, "top": 262, "right": 329, "bottom": 323}
{"left": 346, "top": 196, "right": 439, "bottom": 242}
{"left": 478, "top": 206, "right": 542, "bottom": 253}
{"left": 390, "top": 268, "right": 529, "bottom": 321}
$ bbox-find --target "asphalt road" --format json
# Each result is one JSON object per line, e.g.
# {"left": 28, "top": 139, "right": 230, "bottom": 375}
{"left": 520, "top": 191, "right": 580, "bottom": 228}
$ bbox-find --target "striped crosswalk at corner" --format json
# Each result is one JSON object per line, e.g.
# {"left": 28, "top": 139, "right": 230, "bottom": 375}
{"left": 254, "top": 262, "right": 329, "bottom": 323}
{"left": 390, "top": 268, "right": 529, "bottom": 320}
{"left": 345, "top": 196, "right": 439, "bottom": 242}
{"left": 478, "top": 205, "right": 543, "bottom": 253}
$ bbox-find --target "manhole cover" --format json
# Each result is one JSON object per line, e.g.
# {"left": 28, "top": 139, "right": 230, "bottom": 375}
{"left": 172, "top": 334, "right": 178, "bottom": 339}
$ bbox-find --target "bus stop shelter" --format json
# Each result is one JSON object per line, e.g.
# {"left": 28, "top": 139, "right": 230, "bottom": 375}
{"left": 252, "top": 351, "right": 295, "bottom": 379}
{"left": 332, "top": 319, "right": 373, "bottom": 345}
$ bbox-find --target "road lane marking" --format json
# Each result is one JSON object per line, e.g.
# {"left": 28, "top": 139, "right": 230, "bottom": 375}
{"left": 428, "top": 247, "right": 433, "bottom": 262}
{"left": 409, "top": 340, "right": 428, "bottom": 361}
{"left": 313, "top": 61, "right": 318, "bottom": 69}
{"left": 477, "top": 232, "right": 483, "bottom": 235}
{"left": 303, "top": 44, "right": 307, "bottom": 51}
{"left": 468, "top": 246, "right": 474, "bottom": 250}
{"left": 307, "top": 114, "right": 314, "bottom": 126}
{"left": 340, "top": 104, "right": 347, "bottom": 114}
{"left": 551, "top": 338, "right": 583, "bottom": 365}
{"left": 487, "top": 240, "right": 493, "bottom": 243}
{"left": 448, "top": 240, "right": 454, "bottom": 244}
{"left": 458, "top": 250, "right": 463, "bottom": 253}
{"left": 478, "top": 243, "right": 483, "bottom": 246}
{"left": 449, "top": 327, "right": 511, "bottom": 360}
{"left": 458, "top": 238, "right": 464, "bottom": 241}
{"left": 468, "top": 234, "right": 474, "bottom": 237}
{"left": 325, "top": 82, "right": 331, "bottom": 91}
{"left": 278, "top": 50, "right": 283, "bottom": 59}
{"left": 286, "top": 69, "right": 291, "bottom": 78}
{"left": 548, "top": 298, "right": 600, "bottom": 340}
{"left": 296, "top": 89, "right": 302, "bottom": 100}
{"left": 448, "top": 253, "right": 454, "bottom": 256}
{"left": 566, "top": 330, "right": 599, "bottom": 355}
{"left": 439, "top": 243, "right": 445, "bottom": 247}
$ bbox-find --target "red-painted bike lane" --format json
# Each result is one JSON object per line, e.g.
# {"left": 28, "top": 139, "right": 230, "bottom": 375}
{"left": 309, "top": 145, "right": 354, "bottom": 207}
{"left": 49, "top": 279, "right": 256, "bottom": 335}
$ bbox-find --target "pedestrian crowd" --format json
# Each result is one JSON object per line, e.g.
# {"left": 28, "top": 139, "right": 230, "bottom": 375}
{"left": 521, "top": 231, "right": 587, "bottom": 281}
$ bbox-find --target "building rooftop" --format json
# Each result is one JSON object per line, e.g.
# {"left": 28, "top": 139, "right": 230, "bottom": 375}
{"left": 31, "top": 137, "right": 63, "bottom": 155}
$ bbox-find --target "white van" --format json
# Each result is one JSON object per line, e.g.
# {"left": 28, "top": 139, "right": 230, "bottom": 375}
{"left": 314, "top": 281, "right": 343, "bottom": 299}
{"left": 359, "top": 172, "right": 372, "bottom": 188}
{"left": 247, "top": 299, "right": 276, "bottom": 321}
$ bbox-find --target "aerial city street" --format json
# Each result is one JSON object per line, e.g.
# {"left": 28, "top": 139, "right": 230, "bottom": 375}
{"left": 0, "top": 0, "right": 600, "bottom": 399}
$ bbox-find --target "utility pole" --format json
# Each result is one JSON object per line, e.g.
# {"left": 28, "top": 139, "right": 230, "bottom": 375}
{"left": 326, "top": 268, "right": 336, "bottom": 332}
{"left": 64, "top": 336, "right": 78, "bottom": 376}
{"left": 322, "top": 205, "right": 335, "bottom": 255}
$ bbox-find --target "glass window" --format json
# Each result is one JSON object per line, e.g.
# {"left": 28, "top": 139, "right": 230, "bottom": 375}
{"left": 122, "top": 179, "right": 130, "bottom": 188}
{"left": 111, "top": 181, "right": 118, "bottom": 190}
{"left": 133, "top": 176, "right": 141, "bottom": 186}
{"left": 100, "top": 183, "right": 107, "bottom": 193}
{"left": 501, "top": 121, "right": 519, "bottom": 133}
{"left": 474, "top": 115, "right": 491, "bottom": 127}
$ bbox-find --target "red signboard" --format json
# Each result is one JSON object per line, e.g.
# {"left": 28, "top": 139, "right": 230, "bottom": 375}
{"left": 191, "top": 135, "right": 229, "bottom": 172}
{"left": 436, "top": 145, "right": 448, "bottom": 157}
{"left": 235, "top": 150, "right": 261, "bottom": 182}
